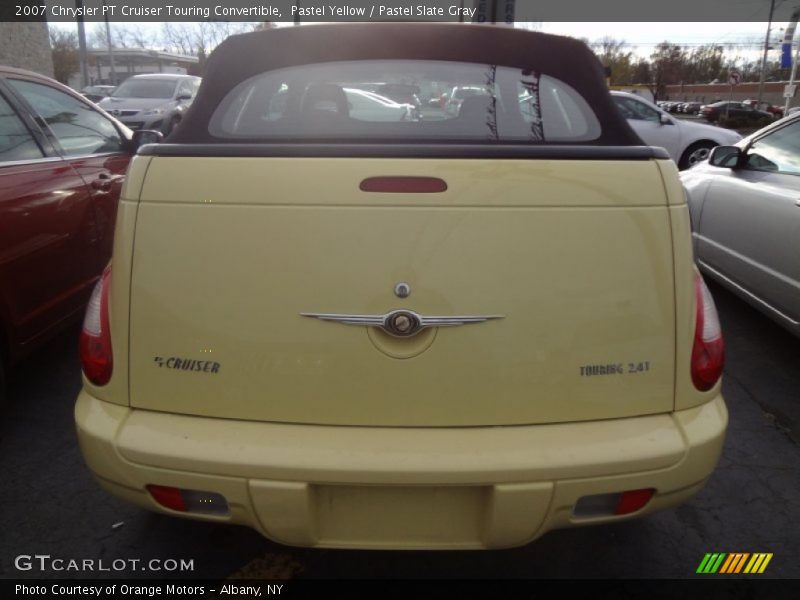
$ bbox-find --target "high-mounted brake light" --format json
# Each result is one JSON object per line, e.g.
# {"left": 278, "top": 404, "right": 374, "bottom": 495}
{"left": 691, "top": 273, "right": 724, "bottom": 391}
{"left": 80, "top": 267, "right": 113, "bottom": 385}
{"left": 360, "top": 176, "right": 447, "bottom": 193}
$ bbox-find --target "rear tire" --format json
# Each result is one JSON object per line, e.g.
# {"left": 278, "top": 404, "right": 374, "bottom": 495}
{"left": 679, "top": 141, "right": 717, "bottom": 170}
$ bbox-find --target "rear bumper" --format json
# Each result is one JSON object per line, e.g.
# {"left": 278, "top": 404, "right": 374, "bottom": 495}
{"left": 76, "top": 392, "right": 727, "bottom": 549}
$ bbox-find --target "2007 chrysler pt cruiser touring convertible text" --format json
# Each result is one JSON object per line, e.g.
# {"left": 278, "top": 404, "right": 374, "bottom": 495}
{"left": 75, "top": 24, "right": 727, "bottom": 549}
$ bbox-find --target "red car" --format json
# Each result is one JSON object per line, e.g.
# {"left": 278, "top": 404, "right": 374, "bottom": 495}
{"left": 0, "top": 67, "right": 154, "bottom": 402}
{"left": 699, "top": 101, "right": 772, "bottom": 123}
{"left": 742, "top": 98, "right": 783, "bottom": 119}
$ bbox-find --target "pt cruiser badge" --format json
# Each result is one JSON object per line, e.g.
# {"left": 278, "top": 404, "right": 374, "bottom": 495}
{"left": 300, "top": 309, "right": 504, "bottom": 338}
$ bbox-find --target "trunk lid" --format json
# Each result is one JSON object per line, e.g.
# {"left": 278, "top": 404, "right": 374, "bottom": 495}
{"left": 129, "top": 156, "right": 676, "bottom": 426}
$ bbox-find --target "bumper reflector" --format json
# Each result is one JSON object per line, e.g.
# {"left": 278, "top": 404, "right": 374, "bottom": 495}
{"left": 147, "top": 485, "right": 229, "bottom": 515}
{"left": 614, "top": 488, "right": 655, "bottom": 515}
{"left": 573, "top": 488, "right": 655, "bottom": 518}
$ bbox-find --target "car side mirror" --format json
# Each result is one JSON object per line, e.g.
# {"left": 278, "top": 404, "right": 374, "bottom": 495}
{"left": 127, "top": 129, "right": 164, "bottom": 153}
{"left": 659, "top": 113, "right": 673, "bottom": 126}
{"left": 176, "top": 93, "right": 192, "bottom": 101}
{"left": 708, "top": 145, "right": 742, "bottom": 168}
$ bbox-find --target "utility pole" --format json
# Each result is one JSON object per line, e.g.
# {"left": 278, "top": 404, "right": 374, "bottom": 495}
{"left": 75, "top": 0, "right": 89, "bottom": 88}
{"left": 103, "top": 0, "right": 116, "bottom": 85}
{"left": 782, "top": 8, "right": 800, "bottom": 114}
{"left": 785, "top": 42, "right": 800, "bottom": 113}
{"left": 756, "top": 0, "right": 777, "bottom": 106}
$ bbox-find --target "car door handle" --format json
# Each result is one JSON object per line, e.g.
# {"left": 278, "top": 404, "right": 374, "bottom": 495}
{"left": 91, "top": 173, "right": 124, "bottom": 191}
{"left": 796, "top": 199, "right": 800, "bottom": 207}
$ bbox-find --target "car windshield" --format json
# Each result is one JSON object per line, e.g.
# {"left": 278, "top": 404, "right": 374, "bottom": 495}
{"left": 112, "top": 79, "right": 177, "bottom": 99}
{"left": 210, "top": 59, "right": 602, "bottom": 143}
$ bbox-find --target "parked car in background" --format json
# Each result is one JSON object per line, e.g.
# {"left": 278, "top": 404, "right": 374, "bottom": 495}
{"left": 0, "top": 66, "right": 155, "bottom": 402}
{"left": 81, "top": 85, "right": 115, "bottom": 103}
{"left": 787, "top": 106, "right": 800, "bottom": 116}
{"left": 443, "top": 84, "right": 490, "bottom": 115}
{"left": 699, "top": 101, "right": 772, "bottom": 124}
{"left": 97, "top": 73, "right": 200, "bottom": 135}
{"left": 75, "top": 24, "right": 727, "bottom": 551}
{"left": 269, "top": 85, "right": 417, "bottom": 122}
{"left": 682, "top": 112, "right": 800, "bottom": 337}
{"left": 611, "top": 91, "right": 742, "bottom": 169}
{"left": 373, "top": 83, "right": 422, "bottom": 117}
{"left": 682, "top": 102, "right": 703, "bottom": 115}
{"left": 742, "top": 99, "right": 783, "bottom": 119}
{"left": 344, "top": 88, "right": 416, "bottom": 121}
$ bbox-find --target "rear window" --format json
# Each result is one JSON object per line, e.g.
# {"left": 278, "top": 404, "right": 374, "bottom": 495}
{"left": 209, "top": 60, "right": 602, "bottom": 143}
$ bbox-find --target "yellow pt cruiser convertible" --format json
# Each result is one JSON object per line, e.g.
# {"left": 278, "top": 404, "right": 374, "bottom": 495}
{"left": 75, "top": 24, "right": 727, "bottom": 549}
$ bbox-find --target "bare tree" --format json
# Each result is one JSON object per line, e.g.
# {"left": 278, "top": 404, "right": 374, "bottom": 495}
{"left": 160, "top": 22, "right": 262, "bottom": 56}
{"left": 116, "top": 25, "right": 154, "bottom": 49}
{"left": 49, "top": 28, "right": 79, "bottom": 84}
{"left": 649, "top": 42, "right": 688, "bottom": 101}
{"left": 86, "top": 23, "right": 159, "bottom": 50}
{"left": 685, "top": 44, "right": 725, "bottom": 84}
{"left": 160, "top": 23, "right": 196, "bottom": 55}
{"left": 590, "top": 37, "right": 634, "bottom": 85}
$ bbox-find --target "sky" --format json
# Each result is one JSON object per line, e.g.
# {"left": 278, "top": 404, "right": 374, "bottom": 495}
{"left": 541, "top": 22, "right": 775, "bottom": 50}
{"left": 51, "top": 20, "right": 788, "bottom": 59}
{"left": 540, "top": 22, "right": 784, "bottom": 61}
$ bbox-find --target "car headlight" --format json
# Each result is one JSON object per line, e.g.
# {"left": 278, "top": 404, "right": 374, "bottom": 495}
{"left": 143, "top": 108, "right": 165, "bottom": 116}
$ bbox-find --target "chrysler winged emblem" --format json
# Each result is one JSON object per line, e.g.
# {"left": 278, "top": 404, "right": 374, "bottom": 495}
{"left": 300, "top": 309, "right": 504, "bottom": 338}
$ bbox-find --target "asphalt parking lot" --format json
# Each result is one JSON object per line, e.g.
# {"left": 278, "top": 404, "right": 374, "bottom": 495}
{"left": 0, "top": 280, "right": 798, "bottom": 581}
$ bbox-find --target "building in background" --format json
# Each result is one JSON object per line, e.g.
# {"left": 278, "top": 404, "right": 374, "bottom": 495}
{"left": 0, "top": 22, "right": 54, "bottom": 77}
{"left": 664, "top": 81, "right": 790, "bottom": 106}
{"left": 69, "top": 48, "right": 199, "bottom": 90}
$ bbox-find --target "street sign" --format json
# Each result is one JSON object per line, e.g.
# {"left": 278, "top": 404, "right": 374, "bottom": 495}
{"left": 728, "top": 70, "right": 742, "bottom": 86}
{"left": 782, "top": 43, "right": 793, "bottom": 69}
{"left": 784, "top": 84, "right": 797, "bottom": 99}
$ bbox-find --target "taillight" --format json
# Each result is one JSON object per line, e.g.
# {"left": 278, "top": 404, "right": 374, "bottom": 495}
{"left": 80, "top": 267, "right": 113, "bottom": 385}
{"left": 614, "top": 488, "right": 655, "bottom": 515}
{"left": 147, "top": 485, "right": 186, "bottom": 512}
{"left": 147, "top": 485, "right": 229, "bottom": 515}
{"left": 691, "top": 273, "right": 724, "bottom": 391}
{"left": 573, "top": 488, "right": 655, "bottom": 518}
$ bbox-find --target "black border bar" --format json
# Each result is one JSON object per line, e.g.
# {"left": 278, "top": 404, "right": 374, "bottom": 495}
{"left": 3, "top": 0, "right": 797, "bottom": 23}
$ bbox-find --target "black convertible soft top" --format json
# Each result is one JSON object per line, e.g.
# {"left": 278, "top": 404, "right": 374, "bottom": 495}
{"left": 167, "top": 23, "right": 641, "bottom": 147}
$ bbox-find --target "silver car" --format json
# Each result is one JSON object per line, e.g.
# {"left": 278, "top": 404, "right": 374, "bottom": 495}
{"left": 681, "top": 113, "right": 800, "bottom": 337}
{"left": 97, "top": 74, "right": 200, "bottom": 135}
{"left": 611, "top": 91, "right": 742, "bottom": 169}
